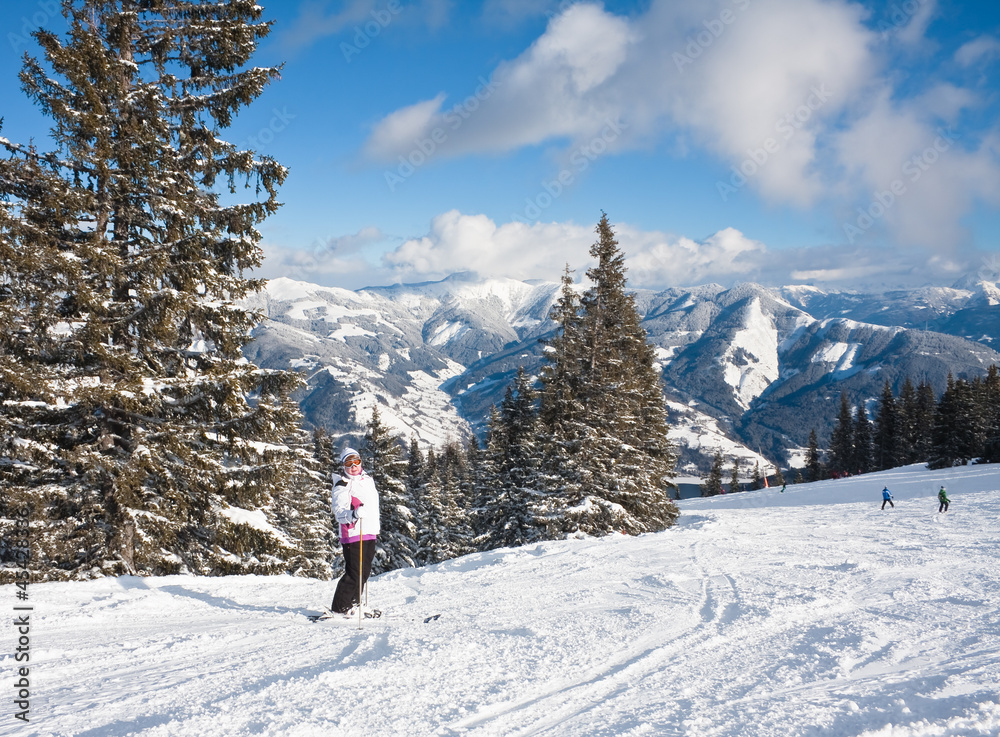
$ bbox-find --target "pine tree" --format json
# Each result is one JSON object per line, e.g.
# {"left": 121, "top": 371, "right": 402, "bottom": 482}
{"left": 896, "top": 378, "right": 918, "bottom": 465}
{"left": 415, "top": 444, "right": 468, "bottom": 564}
{"left": 751, "top": 461, "right": 763, "bottom": 490}
{"left": 536, "top": 266, "right": 600, "bottom": 535}
{"left": 437, "top": 441, "right": 474, "bottom": 558}
{"left": 913, "top": 380, "right": 938, "bottom": 462}
{"left": 930, "top": 374, "right": 962, "bottom": 469}
{"left": 538, "top": 214, "right": 678, "bottom": 535}
{"left": 829, "top": 392, "right": 854, "bottom": 476}
{"left": 271, "top": 428, "right": 336, "bottom": 579}
{"left": 480, "top": 370, "right": 543, "bottom": 549}
{"left": 414, "top": 448, "right": 447, "bottom": 565}
{"left": 805, "top": 429, "right": 823, "bottom": 482}
{"left": 982, "top": 365, "right": 1000, "bottom": 463}
{"left": 729, "top": 461, "right": 741, "bottom": 494}
{"left": 851, "top": 401, "right": 874, "bottom": 474}
{"left": 361, "top": 406, "right": 416, "bottom": 573}
{"left": 0, "top": 1, "right": 301, "bottom": 580}
{"left": 701, "top": 450, "right": 725, "bottom": 496}
{"left": 874, "top": 381, "right": 899, "bottom": 470}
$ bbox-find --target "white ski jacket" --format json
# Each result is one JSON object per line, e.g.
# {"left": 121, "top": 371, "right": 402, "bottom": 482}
{"left": 331, "top": 471, "right": 380, "bottom": 543}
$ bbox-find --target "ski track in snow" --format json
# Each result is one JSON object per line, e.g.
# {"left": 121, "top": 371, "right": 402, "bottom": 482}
{"left": 4, "top": 465, "right": 1000, "bottom": 737}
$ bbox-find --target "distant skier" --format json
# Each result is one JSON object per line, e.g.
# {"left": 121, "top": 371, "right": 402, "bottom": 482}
{"left": 330, "top": 448, "right": 381, "bottom": 616}
{"left": 938, "top": 486, "right": 950, "bottom": 513}
{"left": 881, "top": 487, "right": 894, "bottom": 510}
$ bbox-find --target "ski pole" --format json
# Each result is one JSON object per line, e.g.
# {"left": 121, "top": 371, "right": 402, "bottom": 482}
{"left": 358, "top": 519, "right": 363, "bottom": 630}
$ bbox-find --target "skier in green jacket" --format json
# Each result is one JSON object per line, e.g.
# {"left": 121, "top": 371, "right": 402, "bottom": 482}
{"left": 938, "top": 486, "right": 950, "bottom": 513}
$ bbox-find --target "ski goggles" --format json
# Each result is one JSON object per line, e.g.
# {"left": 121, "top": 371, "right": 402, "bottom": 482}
{"left": 343, "top": 456, "right": 362, "bottom": 467}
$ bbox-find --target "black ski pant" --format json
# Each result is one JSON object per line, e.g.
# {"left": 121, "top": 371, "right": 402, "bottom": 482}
{"left": 332, "top": 539, "right": 376, "bottom": 613}
{"left": 939, "top": 501, "right": 949, "bottom": 512}
{"left": 881, "top": 499, "right": 894, "bottom": 509}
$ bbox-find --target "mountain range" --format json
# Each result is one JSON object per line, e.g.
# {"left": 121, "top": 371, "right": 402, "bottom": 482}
{"left": 243, "top": 274, "right": 1000, "bottom": 477}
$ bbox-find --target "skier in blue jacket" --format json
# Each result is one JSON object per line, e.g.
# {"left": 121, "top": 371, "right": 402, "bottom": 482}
{"left": 881, "top": 487, "right": 894, "bottom": 510}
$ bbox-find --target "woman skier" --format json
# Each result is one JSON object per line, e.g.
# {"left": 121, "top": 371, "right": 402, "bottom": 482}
{"left": 330, "top": 448, "right": 381, "bottom": 615}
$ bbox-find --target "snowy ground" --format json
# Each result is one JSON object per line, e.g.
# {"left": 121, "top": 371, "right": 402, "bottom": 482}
{"left": 5, "top": 464, "right": 999, "bottom": 737}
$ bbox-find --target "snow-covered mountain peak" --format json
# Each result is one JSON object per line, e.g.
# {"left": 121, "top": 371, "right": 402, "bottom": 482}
{"left": 245, "top": 273, "right": 1000, "bottom": 469}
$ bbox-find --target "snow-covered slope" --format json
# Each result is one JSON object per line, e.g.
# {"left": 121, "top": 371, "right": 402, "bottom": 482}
{"left": 14, "top": 463, "right": 1000, "bottom": 736}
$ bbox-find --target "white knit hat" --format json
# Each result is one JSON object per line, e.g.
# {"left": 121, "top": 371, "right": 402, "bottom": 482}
{"left": 339, "top": 447, "right": 361, "bottom": 465}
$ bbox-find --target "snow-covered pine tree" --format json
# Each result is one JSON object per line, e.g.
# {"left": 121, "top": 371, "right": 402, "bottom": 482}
{"left": 438, "top": 440, "right": 475, "bottom": 557}
{"left": 536, "top": 266, "right": 609, "bottom": 536}
{"left": 0, "top": 1, "right": 302, "bottom": 580}
{"left": 413, "top": 446, "right": 467, "bottom": 565}
{"left": 479, "top": 370, "right": 544, "bottom": 550}
{"left": 572, "top": 214, "right": 678, "bottom": 533}
{"left": 701, "top": 450, "right": 725, "bottom": 497}
{"left": 460, "top": 436, "right": 488, "bottom": 552}
{"left": 470, "top": 407, "right": 504, "bottom": 549}
{"left": 361, "top": 406, "right": 416, "bottom": 573}
{"left": 268, "top": 427, "right": 336, "bottom": 579}
{"left": 412, "top": 446, "right": 438, "bottom": 566}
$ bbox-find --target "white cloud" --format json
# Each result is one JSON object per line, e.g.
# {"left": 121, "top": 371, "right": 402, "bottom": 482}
{"left": 889, "top": 0, "right": 937, "bottom": 47}
{"left": 360, "top": 0, "right": 1000, "bottom": 254}
{"left": 364, "top": 0, "right": 873, "bottom": 199}
{"left": 834, "top": 91, "right": 1000, "bottom": 250}
{"left": 259, "top": 210, "right": 990, "bottom": 292}
{"left": 365, "top": 3, "right": 633, "bottom": 160}
{"left": 381, "top": 210, "right": 592, "bottom": 282}
{"left": 955, "top": 35, "right": 1000, "bottom": 67}
{"left": 381, "top": 212, "right": 781, "bottom": 290}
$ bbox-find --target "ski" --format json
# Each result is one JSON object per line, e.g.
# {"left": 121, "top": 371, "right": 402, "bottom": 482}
{"left": 306, "top": 608, "right": 440, "bottom": 624}
{"left": 306, "top": 607, "right": 382, "bottom": 622}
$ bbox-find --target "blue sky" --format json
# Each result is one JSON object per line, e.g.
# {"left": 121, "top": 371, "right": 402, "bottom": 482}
{"left": 2, "top": 0, "right": 1000, "bottom": 291}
